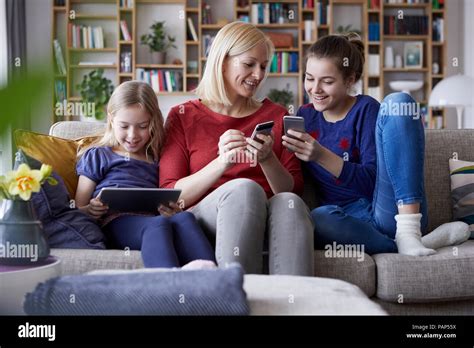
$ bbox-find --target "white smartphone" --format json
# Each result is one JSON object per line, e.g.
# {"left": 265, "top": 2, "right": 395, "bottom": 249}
{"left": 250, "top": 121, "right": 274, "bottom": 143}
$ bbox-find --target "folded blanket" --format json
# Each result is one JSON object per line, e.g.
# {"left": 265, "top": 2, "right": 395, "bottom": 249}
{"left": 24, "top": 264, "right": 249, "bottom": 315}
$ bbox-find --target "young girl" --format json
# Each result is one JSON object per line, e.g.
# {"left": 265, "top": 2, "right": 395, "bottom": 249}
{"left": 282, "top": 33, "right": 470, "bottom": 256}
{"left": 75, "top": 81, "right": 216, "bottom": 268}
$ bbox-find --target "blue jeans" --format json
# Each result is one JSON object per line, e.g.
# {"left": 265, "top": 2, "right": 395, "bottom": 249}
{"left": 104, "top": 211, "right": 216, "bottom": 268}
{"left": 312, "top": 93, "right": 428, "bottom": 255}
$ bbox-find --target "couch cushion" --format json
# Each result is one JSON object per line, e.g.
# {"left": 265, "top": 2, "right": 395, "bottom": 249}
{"left": 449, "top": 158, "right": 474, "bottom": 237}
{"left": 373, "top": 240, "right": 474, "bottom": 303}
{"left": 51, "top": 248, "right": 143, "bottom": 275}
{"left": 244, "top": 274, "right": 386, "bottom": 315}
{"left": 16, "top": 151, "right": 106, "bottom": 250}
{"left": 314, "top": 250, "right": 376, "bottom": 297}
{"left": 424, "top": 129, "right": 474, "bottom": 232}
{"left": 14, "top": 129, "right": 99, "bottom": 198}
{"left": 24, "top": 264, "right": 249, "bottom": 316}
{"left": 49, "top": 121, "right": 106, "bottom": 140}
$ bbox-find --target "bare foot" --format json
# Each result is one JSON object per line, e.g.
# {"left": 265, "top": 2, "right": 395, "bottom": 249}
{"left": 181, "top": 259, "right": 217, "bottom": 270}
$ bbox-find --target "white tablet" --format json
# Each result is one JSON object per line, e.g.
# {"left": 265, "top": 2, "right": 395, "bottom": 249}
{"left": 97, "top": 188, "right": 182, "bottom": 213}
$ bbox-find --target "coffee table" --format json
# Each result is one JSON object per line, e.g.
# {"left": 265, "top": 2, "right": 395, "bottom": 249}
{"left": 0, "top": 255, "right": 61, "bottom": 315}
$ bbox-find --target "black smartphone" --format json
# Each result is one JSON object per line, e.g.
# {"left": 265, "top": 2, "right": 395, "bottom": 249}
{"left": 283, "top": 116, "right": 305, "bottom": 152}
{"left": 283, "top": 116, "right": 305, "bottom": 138}
{"left": 250, "top": 121, "right": 274, "bottom": 143}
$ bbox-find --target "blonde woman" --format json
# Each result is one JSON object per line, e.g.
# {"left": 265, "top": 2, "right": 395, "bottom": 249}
{"left": 75, "top": 81, "right": 216, "bottom": 269}
{"left": 160, "top": 21, "right": 314, "bottom": 275}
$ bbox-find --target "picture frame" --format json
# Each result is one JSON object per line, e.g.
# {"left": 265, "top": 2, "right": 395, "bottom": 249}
{"left": 404, "top": 41, "right": 423, "bottom": 69}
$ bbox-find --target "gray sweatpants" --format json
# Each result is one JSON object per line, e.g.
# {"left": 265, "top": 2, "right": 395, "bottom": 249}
{"left": 190, "top": 178, "right": 314, "bottom": 275}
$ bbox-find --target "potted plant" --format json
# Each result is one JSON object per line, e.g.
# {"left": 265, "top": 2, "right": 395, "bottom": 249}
{"left": 76, "top": 69, "right": 114, "bottom": 121}
{"left": 335, "top": 25, "right": 361, "bottom": 36}
{"left": 140, "top": 21, "right": 176, "bottom": 64}
{"left": 267, "top": 85, "right": 294, "bottom": 108}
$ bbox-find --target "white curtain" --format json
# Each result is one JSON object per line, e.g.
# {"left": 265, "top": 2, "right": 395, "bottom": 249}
{"left": 0, "top": 0, "right": 11, "bottom": 173}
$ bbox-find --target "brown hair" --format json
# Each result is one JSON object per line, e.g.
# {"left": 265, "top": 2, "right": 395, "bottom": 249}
{"left": 306, "top": 33, "right": 365, "bottom": 83}
{"left": 78, "top": 81, "right": 165, "bottom": 161}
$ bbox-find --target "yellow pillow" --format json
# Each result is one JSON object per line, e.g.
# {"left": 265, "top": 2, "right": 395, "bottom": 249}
{"left": 14, "top": 129, "right": 99, "bottom": 198}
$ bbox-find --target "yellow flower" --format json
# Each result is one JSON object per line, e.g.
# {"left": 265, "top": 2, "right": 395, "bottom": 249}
{"left": 6, "top": 164, "right": 43, "bottom": 201}
{"left": 40, "top": 164, "right": 53, "bottom": 179}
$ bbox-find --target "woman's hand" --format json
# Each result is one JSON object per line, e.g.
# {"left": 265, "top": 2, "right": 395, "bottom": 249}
{"left": 246, "top": 132, "right": 274, "bottom": 164}
{"left": 86, "top": 197, "right": 109, "bottom": 219}
{"left": 218, "top": 129, "right": 248, "bottom": 169}
{"left": 158, "top": 201, "right": 183, "bottom": 217}
{"left": 282, "top": 130, "right": 323, "bottom": 162}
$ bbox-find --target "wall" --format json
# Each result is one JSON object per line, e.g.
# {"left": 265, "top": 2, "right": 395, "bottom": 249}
{"left": 445, "top": 0, "right": 463, "bottom": 128}
{"left": 462, "top": 0, "right": 474, "bottom": 128}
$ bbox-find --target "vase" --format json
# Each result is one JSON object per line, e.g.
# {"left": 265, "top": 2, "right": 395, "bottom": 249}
{"left": 0, "top": 200, "right": 50, "bottom": 265}
{"left": 385, "top": 46, "right": 394, "bottom": 68}
{"left": 151, "top": 51, "right": 166, "bottom": 64}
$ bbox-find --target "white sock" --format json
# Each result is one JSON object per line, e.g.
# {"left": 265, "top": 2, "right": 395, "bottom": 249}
{"left": 395, "top": 213, "right": 436, "bottom": 256}
{"left": 181, "top": 259, "right": 217, "bottom": 270}
{"left": 422, "top": 221, "right": 470, "bottom": 249}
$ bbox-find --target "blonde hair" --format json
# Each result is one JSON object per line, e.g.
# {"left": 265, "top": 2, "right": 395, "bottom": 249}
{"left": 77, "top": 81, "right": 165, "bottom": 161}
{"left": 195, "top": 21, "right": 274, "bottom": 108}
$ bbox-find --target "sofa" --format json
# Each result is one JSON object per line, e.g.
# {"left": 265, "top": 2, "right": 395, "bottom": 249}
{"left": 48, "top": 121, "right": 474, "bottom": 315}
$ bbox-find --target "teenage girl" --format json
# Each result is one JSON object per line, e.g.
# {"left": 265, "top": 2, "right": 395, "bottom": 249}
{"left": 282, "top": 33, "right": 469, "bottom": 256}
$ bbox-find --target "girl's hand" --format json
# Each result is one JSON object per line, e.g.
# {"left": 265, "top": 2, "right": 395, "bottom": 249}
{"left": 87, "top": 197, "right": 109, "bottom": 219}
{"left": 246, "top": 132, "right": 274, "bottom": 164}
{"left": 218, "top": 129, "right": 248, "bottom": 169}
{"left": 158, "top": 201, "right": 183, "bottom": 217}
{"left": 282, "top": 130, "right": 323, "bottom": 162}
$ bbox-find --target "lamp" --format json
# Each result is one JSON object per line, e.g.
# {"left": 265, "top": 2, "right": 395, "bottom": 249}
{"left": 428, "top": 74, "right": 474, "bottom": 129}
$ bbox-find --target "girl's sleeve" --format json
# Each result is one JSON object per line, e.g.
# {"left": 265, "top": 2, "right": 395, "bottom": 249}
{"left": 159, "top": 108, "right": 190, "bottom": 188}
{"left": 337, "top": 102, "right": 378, "bottom": 198}
{"left": 76, "top": 147, "right": 106, "bottom": 183}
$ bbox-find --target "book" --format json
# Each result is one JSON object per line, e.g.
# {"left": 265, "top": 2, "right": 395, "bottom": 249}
{"left": 53, "top": 39, "right": 67, "bottom": 75}
{"left": 187, "top": 18, "right": 198, "bottom": 41}
{"left": 120, "top": 20, "right": 132, "bottom": 41}
{"left": 304, "top": 20, "right": 313, "bottom": 42}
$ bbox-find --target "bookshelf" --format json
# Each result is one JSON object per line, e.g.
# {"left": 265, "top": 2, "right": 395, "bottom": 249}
{"left": 366, "top": 0, "right": 447, "bottom": 128}
{"left": 51, "top": 0, "right": 447, "bottom": 128}
{"left": 298, "top": 0, "right": 447, "bottom": 128}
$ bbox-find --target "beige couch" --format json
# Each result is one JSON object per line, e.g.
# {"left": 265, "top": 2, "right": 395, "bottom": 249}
{"left": 49, "top": 121, "right": 474, "bottom": 315}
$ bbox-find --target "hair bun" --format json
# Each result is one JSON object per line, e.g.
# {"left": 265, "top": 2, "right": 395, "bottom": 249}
{"left": 343, "top": 32, "right": 364, "bottom": 57}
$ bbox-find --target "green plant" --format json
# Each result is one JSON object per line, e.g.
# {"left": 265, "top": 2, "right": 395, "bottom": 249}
{"left": 267, "top": 86, "right": 294, "bottom": 108}
{"left": 0, "top": 64, "right": 51, "bottom": 135}
{"left": 76, "top": 69, "right": 114, "bottom": 120}
{"left": 140, "top": 21, "right": 177, "bottom": 53}
{"left": 335, "top": 25, "right": 361, "bottom": 35}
